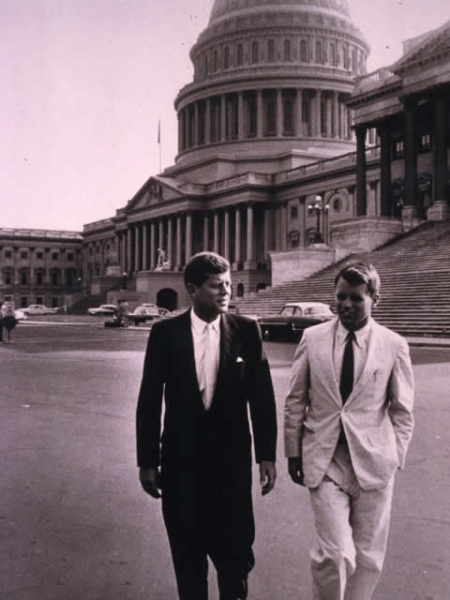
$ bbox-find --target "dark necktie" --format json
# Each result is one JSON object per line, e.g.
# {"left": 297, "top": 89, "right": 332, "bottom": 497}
{"left": 340, "top": 331, "right": 355, "bottom": 403}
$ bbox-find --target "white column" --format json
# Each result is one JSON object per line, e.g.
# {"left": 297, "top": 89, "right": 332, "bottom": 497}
{"left": 150, "top": 221, "right": 156, "bottom": 270}
{"left": 224, "top": 209, "right": 230, "bottom": 260}
{"left": 235, "top": 207, "right": 241, "bottom": 265}
{"left": 246, "top": 204, "right": 254, "bottom": 262}
{"left": 203, "top": 214, "right": 209, "bottom": 250}
{"left": 142, "top": 222, "right": 148, "bottom": 271}
{"left": 167, "top": 217, "right": 173, "bottom": 267}
{"left": 257, "top": 90, "right": 263, "bottom": 138}
{"left": 213, "top": 211, "right": 220, "bottom": 254}
{"left": 176, "top": 215, "right": 182, "bottom": 269}
{"left": 185, "top": 213, "right": 193, "bottom": 264}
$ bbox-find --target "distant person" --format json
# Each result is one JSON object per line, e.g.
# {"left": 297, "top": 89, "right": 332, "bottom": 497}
{"left": 136, "top": 251, "right": 277, "bottom": 600}
{"left": 1, "top": 301, "right": 17, "bottom": 343}
{"left": 285, "top": 261, "right": 415, "bottom": 600}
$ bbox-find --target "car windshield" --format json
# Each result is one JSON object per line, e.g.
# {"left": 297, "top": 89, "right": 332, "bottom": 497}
{"left": 304, "top": 305, "right": 333, "bottom": 316}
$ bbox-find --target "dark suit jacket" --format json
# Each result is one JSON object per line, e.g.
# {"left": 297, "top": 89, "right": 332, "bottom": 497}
{"left": 136, "top": 310, "right": 277, "bottom": 480}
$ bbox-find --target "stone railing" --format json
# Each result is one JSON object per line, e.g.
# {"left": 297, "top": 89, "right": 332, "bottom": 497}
{"left": 353, "top": 68, "right": 399, "bottom": 94}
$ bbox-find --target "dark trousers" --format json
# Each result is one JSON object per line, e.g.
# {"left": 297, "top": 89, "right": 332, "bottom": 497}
{"left": 161, "top": 459, "right": 255, "bottom": 600}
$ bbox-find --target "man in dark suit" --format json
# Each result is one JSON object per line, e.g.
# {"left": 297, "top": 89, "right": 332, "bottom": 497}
{"left": 137, "top": 251, "right": 277, "bottom": 600}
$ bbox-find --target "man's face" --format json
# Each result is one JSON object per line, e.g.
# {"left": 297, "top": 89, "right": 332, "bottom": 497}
{"left": 190, "top": 270, "right": 232, "bottom": 321}
{"left": 335, "top": 276, "right": 378, "bottom": 331}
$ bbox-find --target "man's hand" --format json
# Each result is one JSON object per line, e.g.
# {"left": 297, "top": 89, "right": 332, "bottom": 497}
{"left": 288, "top": 457, "right": 304, "bottom": 486}
{"left": 259, "top": 461, "right": 276, "bottom": 496}
{"left": 139, "top": 467, "right": 162, "bottom": 498}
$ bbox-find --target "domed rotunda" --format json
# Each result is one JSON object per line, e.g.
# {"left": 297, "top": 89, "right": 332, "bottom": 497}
{"left": 174, "top": 0, "right": 369, "bottom": 169}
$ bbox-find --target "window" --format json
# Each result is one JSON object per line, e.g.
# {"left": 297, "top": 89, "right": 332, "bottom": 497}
{"left": 5, "top": 250, "right": 12, "bottom": 259}
{"left": 213, "top": 50, "right": 219, "bottom": 72}
{"left": 315, "top": 41, "right": 323, "bottom": 64}
{"left": 237, "top": 283, "right": 244, "bottom": 297}
{"left": 393, "top": 139, "right": 405, "bottom": 159}
{"left": 251, "top": 41, "right": 259, "bottom": 64}
{"left": 4, "top": 270, "right": 12, "bottom": 285}
{"left": 52, "top": 252, "right": 59, "bottom": 260}
{"left": 283, "top": 94, "right": 294, "bottom": 135}
{"left": 203, "top": 54, "right": 209, "bottom": 75}
{"left": 67, "top": 252, "right": 74, "bottom": 262}
{"left": 247, "top": 94, "right": 257, "bottom": 137}
{"left": 36, "top": 271, "right": 44, "bottom": 286}
{"left": 264, "top": 92, "right": 276, "bottom": 136}
{"left": 20, "top": 270, "right": 29, "bottom": 285}
{"left": 284, "top": 39, "right": 291, "bottom": 62}
{"left": 36, "top": 251, "right": 44, "bottom": 260}
{"left": 268, "top": 39, "right": 275, "bottom": 62}
{"left": 236, "top": 43, "right": 243, "bottom": 66}
{"left": 290, "top": 206, "right": 298, "bottom": 219}
{"left": 20, "top": 251, "right": 28, "bottom": 259}
{"left": 329, "top": 43, "right": 336, "bottom": 66}
{"left": 224, "top": 46, "right": 230, "bottom": 69}
{"left": 300, "top": 40, "right": 308, "bottom": 62}
{"left": 51, "top": 270, "right": 60, "bottom": 286}
{"left": 419, "top": 133, "right": 432, "bottom": 152}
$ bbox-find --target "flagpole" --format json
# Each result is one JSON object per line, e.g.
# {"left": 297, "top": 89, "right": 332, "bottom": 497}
{"left": 158, "top": 118, "right": 162, "bottom": 173}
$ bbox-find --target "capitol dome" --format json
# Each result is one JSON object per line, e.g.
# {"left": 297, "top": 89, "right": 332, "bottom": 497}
{"left": 174, "top": 0, "right": 369, "bottom": 168}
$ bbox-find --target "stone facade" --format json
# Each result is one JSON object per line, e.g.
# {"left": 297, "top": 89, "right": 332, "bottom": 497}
{"left": 77, "top": 6, "right": 450, "bottom": 311}
{"left": 0, "top": 228, "right": 83, "bottom": 309}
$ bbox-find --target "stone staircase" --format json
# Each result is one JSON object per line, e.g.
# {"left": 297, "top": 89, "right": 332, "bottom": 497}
{"left": 235, "top": 219, "right": 450, "bottom": 338}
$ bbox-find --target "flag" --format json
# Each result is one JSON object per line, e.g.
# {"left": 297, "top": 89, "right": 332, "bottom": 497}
{"left": 157, "top": 119, "right": 161, "bottom": 145}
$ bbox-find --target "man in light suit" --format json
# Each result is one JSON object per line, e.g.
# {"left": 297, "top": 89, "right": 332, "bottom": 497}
{"left": 137, "top": 252, "right": 277, "bottom": 600}
{"left": 285, "top": 261, "right": 414, "bottom": 600}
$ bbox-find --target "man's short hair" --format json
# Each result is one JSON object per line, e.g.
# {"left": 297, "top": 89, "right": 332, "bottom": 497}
{"left": 184, "top": 252, "right": 230, "bottom": 287}
{"left": 334, "top": 261, "right": 380, "bottom": 297}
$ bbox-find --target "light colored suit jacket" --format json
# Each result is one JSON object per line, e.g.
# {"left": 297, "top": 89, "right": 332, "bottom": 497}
{"left": 285, "top": 317, "right": 414, "bottom": 491}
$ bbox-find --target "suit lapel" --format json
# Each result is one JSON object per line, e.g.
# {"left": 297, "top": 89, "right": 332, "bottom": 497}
{"left": 176, "top": 310, "right": 202, "bottom": 396}
{"left": 317, "top": 319, "right": 342, "bottom": 406}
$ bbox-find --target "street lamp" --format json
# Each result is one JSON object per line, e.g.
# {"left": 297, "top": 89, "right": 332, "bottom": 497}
{"left": 308, "top": 195, "right": 329, "bottom": 243}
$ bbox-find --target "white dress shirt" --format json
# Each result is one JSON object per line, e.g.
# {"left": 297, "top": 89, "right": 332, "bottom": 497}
{"left": 328, "top": 318, "right": 373, "bottom": 494}
{"left": 191, "top": 309, "right": 221, "bottom": 409}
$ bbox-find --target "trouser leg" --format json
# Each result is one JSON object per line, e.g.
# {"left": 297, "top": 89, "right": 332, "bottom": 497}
{"left": 309, "top": 480, "right": 356, "bottom": 600}
{"left": 344, "top": 476, "right": 395, "bottom": 600}
{"left": 162, "top": 492, "right": 209, "bottom": 600}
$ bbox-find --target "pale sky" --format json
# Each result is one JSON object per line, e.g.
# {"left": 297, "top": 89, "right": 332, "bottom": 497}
{"left": 1, "top": 0, "right": 449, "bottom": 232}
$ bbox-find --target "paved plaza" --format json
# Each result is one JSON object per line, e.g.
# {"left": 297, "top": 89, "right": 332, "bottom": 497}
{"left": 1, "top": 319, "right": 450, "bottom": 599}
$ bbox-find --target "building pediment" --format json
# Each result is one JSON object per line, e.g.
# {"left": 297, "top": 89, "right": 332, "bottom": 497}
{"left": 126, "top": 176, "right": 193, "bottom": 212}
{"left": 393, "top": 20, "right": 450, "bottom": 76}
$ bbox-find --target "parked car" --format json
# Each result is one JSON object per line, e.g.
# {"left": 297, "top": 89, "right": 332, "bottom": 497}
{"left": 23, "top": 304, "right": 58, "bottom": 316}
{"left": 258, "top": 302, "right": 334, "bottom": 342}
{"left": 87, "top": 304, "right": 119, "bottom": 316}
{"left": 128, "top": 304, "right": 171, "bottom": 325}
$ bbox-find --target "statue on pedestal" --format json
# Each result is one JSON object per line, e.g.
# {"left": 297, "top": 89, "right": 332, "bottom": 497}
{"left": 154, "top": 248, "right": 170, "bottom": 271}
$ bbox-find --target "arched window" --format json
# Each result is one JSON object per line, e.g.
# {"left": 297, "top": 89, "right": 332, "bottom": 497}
{"left": 268, "top": 39, "right": 275, "bottom": 62}
{"left": 252, "top": 41, "right": 259, "bottom": 64}
{"left": 329, "top": 43, "right": 336, "bottom": 66}
{"left": 236, "top": 43, "right": 243, "bottom": 66}
{"left": 300, "top": 39, "right": 308, "bottom": 62}
{"left": 224, "top": 46, "right": 230, "bottom": 69}
{"left": 284, "top": 39, "right": 291, "bottom": 61}
{"left": 315, "top": 41, "right": 323, "bottom": 64}
{"left": 213, "top": 50, "right": 219, "bottom": 72}
{"left": 343, "top": 45, "right": 349, "bottom": 69}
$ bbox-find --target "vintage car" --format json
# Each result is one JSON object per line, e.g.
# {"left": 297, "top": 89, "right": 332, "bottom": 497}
{"left": 87, "top": 304, "right": 119, "bottom": 316}
{"left": 258, "top": 301, "right": 334, "bottom": 342}
{"left": 127, "top": 304, "right": 171, "bottom": 325}
{"left": 23, "top": 304, "right": 59, "bottom": 316}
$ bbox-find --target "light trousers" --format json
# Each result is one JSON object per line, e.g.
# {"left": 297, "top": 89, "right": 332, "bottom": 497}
{"left": 309, "top": 476, "right": 395, "bottom": 600}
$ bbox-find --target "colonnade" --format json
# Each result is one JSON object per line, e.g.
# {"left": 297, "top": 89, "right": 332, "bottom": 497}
{"left": 90, "top": 203, "right": 291, "bottom": 275}
{"left": 355, "top": 87, "right": 449, "bottom": 218}
{"left": 178, "top": 88, "right": 353, "bottom": 152}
